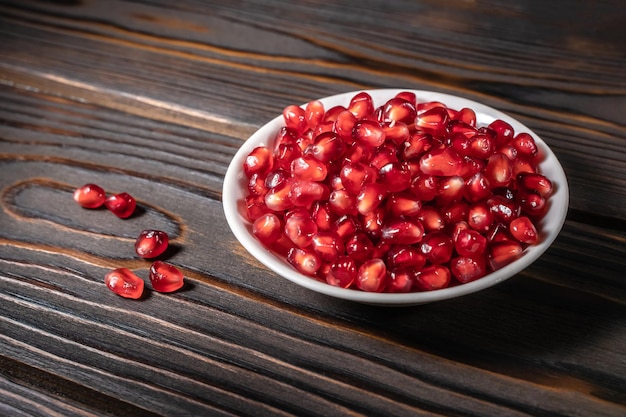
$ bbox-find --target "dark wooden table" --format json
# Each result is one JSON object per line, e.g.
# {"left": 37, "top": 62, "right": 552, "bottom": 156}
{"left": 1, "top": 1, "right": 625, "bottom": 416}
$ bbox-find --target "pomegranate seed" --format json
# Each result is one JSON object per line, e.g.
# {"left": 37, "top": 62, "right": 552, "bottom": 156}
{"left": 512, "top": 133, "right": 538, "bottom": 159}
{"left": 517, "top": 190, "right": 547, "bottom": 217}
{"left": 450, "top": 256, "right": 486, "bottom": 283}
{"left": 105, "top": 268, "right": 144, "bottom": 299}
{"left": 442, "top": 201, "right": 468, "bottom": 225}
{"left": 418, "top": 206, "right": 445, "bottom": 232}
{"left": 244, "top": 146, "right": 274, "bottom": 177}
{"left": 468, "top": 202, "right": 494, "bottom": 232}
{"left": 387, "top": 268, "right": 415, "bottom": 293}
{"left": 410, "top": 174, "right": 438, "bottom": 201}
{"left": 416, "top": 106, "right": 448, "bottom": 136}
{"left": 464, "top": 172, "right": 492, "bottom": 203}
{"left": 353, "top": 119, "right": 386, "bottom": 147}
{"left": 487, "top": 195, "right": 520, "bottom": 224}
{"left": 149, "top": 261, "right": 184, "bottom": 293}
{"left": 248, "top": 173, "right": 268, "bottom": 196}
{"left": 334, "top": 215, "right": 360, "bottom": 239}
{"left": 420, "top": 147, "right": 463, "bottom": 176}
{"left": 305, "top": 100, "right": 325, "bottom": 130}
{"left": 485, "top": 154, "right": 512, "bottom": 187}
{"left": 395, "top": 91, "right": 416, "bottom": 104}
{"left": 403, "top": 132, "right": 433, "bottom": 159}
{"left": 340, "top": 162, "right": 376, "bottom": 195}
{"left": 348, "top": 92, "right": 375, "bottom": 119}
{"left": 489, "top": 240, "right": 523, "bottom": 270}
{"left": 386, "top": 191, "right": 422, "bottom": 217}
{"left": 135, "top": 230, "right": 169, "bottom": 258}
{"left": 327, "top": 256, "right": 357, "bottom": 288}
{"left": 488, "top": 119, "right": 514, "bottom": 147}
{"left": 449, "top": 132, "right": 472, "bottom": 156}
{"left": 243, "top": 195, "right": 270, "bottom": 221}
{"left": 517, "top": 173, "right": 553, "bottom": 197}
{"left": 414, "top": 265, "right": 451, "bottom": 291}
{"left": 420, "top": 232, "right": 453, "bottom": 264}
{"left": 356, "top": 258, "right": 388, "bottom": 292}
{"left": 469, "top": 133, "right": 495, "bottom": 159}
{"left": 284, "top": 211, "right": 317, "bottom": 248}
{"left": 447, "top": 120, "right": 478, "bottom": 139}
{"left": 334, "top": 110, "right": 357, "bottom": 140}
{"left": 287, "top": 247, "right": 322, "bottom": 276}
{"left": 73, "top": 183, "right": 106, "bottom": 209}
{"left": 289, "top": 180, "right": 327, "bottom": 207}
{"left": 265, "top": 179, "right": 295, "bottom": 211}
{"left": 345, "top": 232, "right": 374, "bottom": 264}
{"left": 308, "top": 132, "right": 344, "bottom": 162}
{"left": 361, "top": 207, "right": 386, "bottom": 239}
{"left": 356, "top": 183, "right": 388, "bottom": 215}
{"left": 454, "top": 229, "right": 487, "bottom": 258}
{"left": 381, "top": 219, "right": 424, "bottom": 244}
{"left": 382, "top": 97, "right": 417, "bottom": 124}
{"left": 454, "top": 108, "right": 477, "bottom": 126}
{"left": 509, "top": 216, "right": 538, "bottom": 244}
{"left": 283, "top": 105, "right": 307, "bottom": 134}
{"left": 292, "top": 155, "right": 328, "bottom": 181}
{"left": 387, "top": 245, "right": 426, "bottom": 269}
{"left": 383, "top": 122, "right": 410, "bottom": 145}
{"left": 370, "top": 144, "right": 398, "bottom": 170}
{"left": 311, "top": 201, "right": 336, "bottom": 230}
{"left": 311, "top": 231, "right": 344, "bottom": 262}
{"left": 437, "top": 175, "right": 465, "bottom": 206}
{"left": 328, "top": 189, "right": 358, "bottom": 216}
{"left": 264, "top": 169, "right": 289, "bottom": 189}
{"left": 379, "top": 162, "right": 411, "bottom": 193}
{"left": 105, "top": 192, "right": 136, "bottom": 219}
{"left": 253, "top": 213, "right": 283, "bottom": 247}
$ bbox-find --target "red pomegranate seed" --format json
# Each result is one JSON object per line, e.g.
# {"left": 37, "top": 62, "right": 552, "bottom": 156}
{"left": 348, "top": 92, "right": 375, "bottom": 119}
{"left": 289, "top": 180, "right": 327, "bottom": 207}
{"left": 450, "top": 256, "right": 486, "bottom": 283}
{"left": 512, "top": 133, "right": 538, "bottom": 159}
{"left": 488, "top": 119, "right": 514, "bottom": 147}
{"left": 382, "top": 97, "right": 417, "bottom": 124}
{"left": 464, "top": 172, "right": 492, "bottom": 203}
{"left": 340, "top": 162, "right": 376, "bottom": 195}
{"left": 353, "top": 119, "right": 386, "bottom": 147}
{"left": 149, "top": 261, "right": 184, "bottom": 293}
{"left": 487, "top": 195, "right": 520, "bottom": 224}
{"left": 447, "top": 120, "right": 478, "bottom": 139}
{"left": 284, "top": 211, "right": 317, "bottom": 248}
{"left": 437, "top": 175, "right": 465, "bottom": 206}
{"left": 468, "top": 202, "right": 494, "bottom": 232}
{"left": 253, "top": 213, "right": 283, "bottom": 247}
{"left": 311, "top": 231, "right": 344, "bottom": 262}
{"left": 383, "top": 122, "right": 410, "bottom": 145}
{"left": 334, "top": 215, "right": 360, "bottom": 239}
{"left": 105, "top": 192, "right": 136, "bottom": 219}
{"left": 403, "top": 132, "right": 434, "bottom": 159}
{"left": 416, "top": 106, "right": 448, "bottom": 136}
{"left": 370, "top": 144, "right": 398, "bottom": 170}
{"left": 381, "top": 219, "right": 424, "bottom": 245}
{"left": 73, "top": 183, "right": 106, "bottom": 209}
{"left": 420, "top": 147, "right": 463, "bottom": 176}
{"left": 420, "top": 232, "right": 453, "bottom": 264}
{"left": 387, "top": 245, "right": 426, "bottom": 269}
{"left": 265, "top": 179, "right": 295, "bottom": 211}
{"left": 509, "top": 216, "right": 538, "bottom": 244}
{"left": 449, "top": 132, "right": 472, "bottom": 156}
{"left": 485, "top": 153, "right": 512, "bottom": 187}
{"left": 356, "top": 183, "right": 388, "bottom": 215}
{"left": 305, "top": 100, "right": 325, "bottom": 130}
{"left": 489, "top": 240, "right": 523, "bottom": 270}
{"left": 283, "top": 105, "right": 307, "bottom": 134}
{"left": 395, "top": 91, "right": 416, "bottom": 104}
{"left": 248, "top": 173, "right": 268, "bottom": 196}
{"left": 379, "top": 162, "right": 411, "bottom": 193}
{"left": 328, "top": 189, "right": 358, "bottom": 216}
{"left": 105, "top": 268, "right": 144, "bottom": 299}
{"left": 291, "top": 155, "right": 328, "bottom": 181}
{"left": 356, "top": 258, "right": 388, "bottom": 292}
{"left": 334, "top": 110, "right": 357, "bottom": 140}
{"left": 454, "top": 108, "right": 477, "bottom": 126}
{"left": 517, "top": 190, "right": 547, "bottom": 217}
{"left": 327, "top": 256, "right": 357, "bottom": 288}
{"left": 442, "top": 201, "right": 468, "bottom": 225}
{"left": 414, "top": 265, "right": 451, "bottom": 291}
{"left": 418, "top": 206, "right": 445, "bottom": 232}
{"left": 311, "top": 201, "right": 336, "bottom": 230}
{"left": 243, "top": 195, "right": 269, "bottom": 221}
{"left": 454, "top": 229, "right": 487, "bottom": 258}
{"left": 308, "top": 132, "right": 344, "bottom": 162}
{"left": 345, "top": 232, "right": 374, "bottom": 264}
{"left": 388, "top": 268, "right": 415, "bottom": 293}
{"left": 517, "top": 172, "right": 553, "bottom": 197}
{"left": 469, "top": 133, "right": 495, "bottom": 159}
{"left": 135, "top": 230, "right": 169, "bottom": 258}
{"left": 244, "top": 146, "right": 274, "bottom": 177}
{"left": 287, "top": 247, "right": 322, "bottom": 276}
{"left": 410, "top": 173, "right": 438, "bottom": 202}
{"left": 386, "top": 191, "right": 422, "bottom": 217}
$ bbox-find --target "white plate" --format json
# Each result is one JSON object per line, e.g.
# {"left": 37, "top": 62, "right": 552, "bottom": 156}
{"left": 222, "top": 90, "right": 569, "bottom": 306}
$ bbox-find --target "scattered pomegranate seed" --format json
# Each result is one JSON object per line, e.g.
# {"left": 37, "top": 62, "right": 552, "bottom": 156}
{"left": 135, "top": 230, "right": 169, "bottom": 259}
{"left": 105, "top": 268, "right": 144, "bottom": 299}
{"left": 240, "top": 92, "right": 555, "bottom": 293}
{"left": 74, "top": 183, "right": 106, "bottom": 209}
{"left": 104, "top": 192, "right": 137, "bottom": 219}
{"left": 149, "top": 261, "right": 184, "bottom": 293}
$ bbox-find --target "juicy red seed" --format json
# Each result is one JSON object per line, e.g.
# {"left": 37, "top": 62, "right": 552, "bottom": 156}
{"left": 469, "top": 134, "right": 495, "bottom": 159}
{"left": 308, "top": 132, "right": 344, "bottom": 162}
{"left": 489, "top": 240, "right": 523, "bottom": 270}
{"left": 327, "top": 256, "right": 357, "bottom": 288}
{"left": 73, "top": 183, "right": 106, "bottom": 209}
{"left": 356, "top": 183, "right": 388, "bottom": 215}
{"left": 348, "top": 92, "right": 375, "bottom": 119}
{"left": 509, "top": 216, "right": 538, "bottom": 244}
{"left": 291, "top": 155, "right": 328, "bottom": 181}
{"left": 403, "top": 132, "right": 434, "bottom": 159}
{"left": 512, "top": 157, "right": 538, "bottom": 176}
{"left": 353, "top": 119, "right": 386, "bottom": 147}
{"left": 345, "top": 232, "right": 374, "bottom": 264}
{"left": 420, "top": 232, "right": 454, "bottom": 264}
{"left": 311, "top": 201, "right": 336, "bottom": 230}
{"left": 105, "top": 192, "right": 137, "bottom": 219}
{"left": 450, "top": 256, "right": 486, "bottom": 283}
{"left": 454, "top": 108, "right": 477, "bottom": 126}
{"left": 387, "top": 245, "right": 426, "bottom": 269}
{"left": 517, "top": 173, "right": 553, "bottom": 197}
{"left": 149, "top": 261, "right": 184, "bottom": 293}
{"left": 512, "top": 133, "right": 539, "bottom": 159}
{"left": 305, "top": 100, "right": 325, "bottom": 130}
{"left": 334, "top": 215, "right": 360, "bottom": 239}
{"left": 370, "top": 144, "right": 399, "bottom": 170}
{"left": 388, "top": 268, "right": 415, "bottom": 293}
{"left": 517, "top": 190, "right": 547, "bottom": 217}
{"left": 243, "top": 195, "right": 270, "bottom": 221}
{"left": 383, "top": 122, "right": 410, "bottom": 145}
{"left": 328, "top": 189, "right": 358, "bottom": 216}
{"left": 356, "top": 258, "right": 388, "bottom": 292}
{"left": 265, "top": 180, "right": 295, "bottom": 211}
{"left": 284, "top": 213, "right": 317, "bottom": 248}
{"left": 418, "top": 206, "right": 445, "bottom": 232}
{"left": 287, "top": 247, "right": 322, "bottom": 276}
{"left": 381, "top": 219, "right": 424, "bottom": 245}
{"left": 382, "top": 97, "right": 417, "bottom": 124}
{"left": 419, "top": 147, "right": 463, "bottom": 176}
{"left": 244, "top": 146, "right": 274, "bottom": 177}
{"left": 468, "top": 202, "right": 494, "bottom": 232}
{"left": 442, "top": 201, "right": 468, "bottom": 225}
{"left": 395, "top": 91, "right": 417, "bottom": 104}
{"left": 135, "top": 230, "right": 169, "bottom": 258}
{"left": 334, "top": 110, "right": 357, "bottom": 140}
{"left": 414, "top": 265, "right": 451, "bottom": 291}
{"left": 449, "top": 132, "right": 472, "bottom": 156}
{"left": 289, "top": 180, "right": 327, "bottom": 207}
{"left": 437, "top": 175, "right": 465, "bottom": 206}
{"left": 311, "top": 231, "right": 344, "bottom": 262}
{"left": 488, "top": 119, "right": 515, "bottom": 147}
{"left": 340, "top": 162, "right": 376, "bottom": 195}
{"left": 248, "top": 173, "right": 268, "bottom": 196}
{"left": 387, "top": 191, "right": 422, "bottom": 217}
{"left": 464, "top": 172, "right": 492, "bottom": 203}
{"left": 361, "top": 207, "right": 386, "bottom": 239}
{"left": 410, "top": 174, "right": 438, "bottom": 201}
{"left": 487, "top": 195, "right": 520, "bottom": 224}
{"left": 447, "top": 120, "right": 479, "bottom": 139}
{"left": 283, "top": 105, "right": 307, "bottom": 134}
{"left": 105, "top": 268, "right": 144, "bottom": 299}
{"left": 379, "top": 162, "right": 411, "bottom": 193}
{"left": 253, "top": 213, "right": 283, "bottom": 247}
{"left": 415, "top": 106, "right": 448, "bottom": 136}
{"left": 485, "top": 153, "right": 513, "bottom": 187}
{"left": 454, "top": 229, "right": 487, "bottom": 257}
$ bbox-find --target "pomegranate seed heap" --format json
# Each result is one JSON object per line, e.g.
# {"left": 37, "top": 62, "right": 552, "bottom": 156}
{"left": 242, "top": 91, "right": 554, "bottom": 293}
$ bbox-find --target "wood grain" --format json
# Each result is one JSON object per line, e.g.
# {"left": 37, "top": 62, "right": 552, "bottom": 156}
{"left": 1, "top": 1, "right": 625, "bottom": 416}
